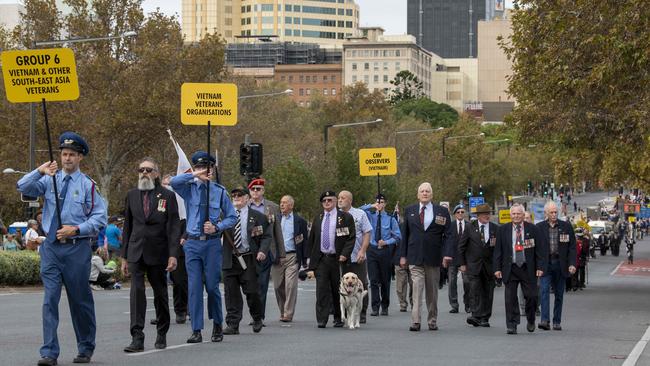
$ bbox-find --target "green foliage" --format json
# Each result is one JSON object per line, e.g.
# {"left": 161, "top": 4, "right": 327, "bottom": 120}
{"left": 388, "top": 70, "right": 424, "bottom": 105}
{"left": 264, "top": 157, "right": 318, "bottom": 218}
{"left": 393, "top": 98, "right": 458, "bottom": 128}
{"left": 0, "top": 251, "right": 41, "bottom": 286}
{"left": 503, "top": 0, "right": 650, "bottom": 190}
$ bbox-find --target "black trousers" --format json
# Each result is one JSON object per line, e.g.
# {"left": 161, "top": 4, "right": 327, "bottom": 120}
{"left": 223, "top": 254, "right": 263, "bottom": 328}
{"left": 128, "top": 260, "right": 170, "bottom": 339}
{"left": 504, "top": 264, "right": 538, "bottom": 329}
{"left": 341, "top": 260, "right": 368, "bottom": 317}
{"left": 315, "top": 255, "right": 342, "bottom": 324}
{"left": 467, "top": 269, "right": 495, "bottom": 322}
{"left": 90, "top": 272, "right": 114, "bottom": 289}
{"left": 170, "top": 254, "right": 188, "bottom": 316}
{"left": 366, "top": 246, "right": 392, "bottom": 311}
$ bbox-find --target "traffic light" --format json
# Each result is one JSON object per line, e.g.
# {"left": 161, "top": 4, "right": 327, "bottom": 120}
{"left": 527, "top": 181, "right": 532, "bottom": 191}
{"left": 240, "top": 143, "right": 263, "bottom": 177}
{"left": 478, "top": 184, "right": 484, "bottom": 197}
{"left": 467, "top": 186, "right": 473, "bottom": 198}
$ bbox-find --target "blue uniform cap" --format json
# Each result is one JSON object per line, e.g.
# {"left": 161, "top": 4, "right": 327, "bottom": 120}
{"left": 453, "top": 204, "right": 465, "bottom": 214}
{"left": 59, "top": 131, "right": 89, "bottom": 155}
{"left": 191, "top": 151, "right": 216, "bottom": 166}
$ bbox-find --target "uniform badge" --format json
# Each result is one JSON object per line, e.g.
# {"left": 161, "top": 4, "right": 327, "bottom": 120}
{"left": 523, "top": 238, "right": 535, "bottom": 248}
{"left": 490, "top": 237, "right": 496, "bottom": 247}
{"left": 251, "top": 225, "right": 263, "bottom": 237}
{"left": 158, "top": 199, "right": 167, "bottom": 212}
{"left": 336, "top": 227, "right": 350, "bottom": 237}
{"left": 434, "top": 215, "right": 446, "bottom": 225}
{"left": 560, "top": 234, "right": 569, "bottom": 243}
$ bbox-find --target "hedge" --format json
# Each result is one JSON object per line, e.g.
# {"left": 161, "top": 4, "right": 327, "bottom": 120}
{"left": 0, "top": 251, "right": 42, "bottom": 286}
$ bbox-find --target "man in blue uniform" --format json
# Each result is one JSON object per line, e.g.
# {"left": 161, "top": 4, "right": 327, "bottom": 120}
{"left": 170, "top": 151, "right": 237, "bottom": 343}
{"left": 18, "top": 132, "right": 107, "bottom": 366}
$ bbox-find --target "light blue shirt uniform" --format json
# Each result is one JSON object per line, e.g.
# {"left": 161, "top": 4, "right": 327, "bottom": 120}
{"left": 281, "top": 213, "right": 295, "bottom": 252}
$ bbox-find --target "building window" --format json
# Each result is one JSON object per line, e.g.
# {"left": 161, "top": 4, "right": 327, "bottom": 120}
{"left": 383, "top": 75, "right": 388, "bottom": 82}
{"left": 374, "top": 62, "right": 379, "bottom": 70}
{"left": 299, "top": 88, "right": 304, "bottom": 96}
{"left": 323, "top": 88, "right": 328, "bottom": 95}
{"left": 323, "top": 75, "right": 328, "bottom": 82}
{"left": 299, "top": 101, "right": 304, "bottom": 106}
{"left": 261, "top": 4, "right": 273, "bottom": 11}
{"left": 373, "top": 75, "right": 379, "bottom": 82}
{"left": 306, "top": 76, "right": 311, "bottom": 83}
{"left": 294, "top": 17, "right": 300, "bottom": 24}
{"left": 289, "top": 76, "right": 294, "bottom": 82}
{"left": 313, "top": 75, "right": 317, "bottom": 83}
{"left": 331, "top": 88, "right": 336, "bottom": 96}
{"left": 363, "top": 75, "right": 369, "bottom": 84}
{"left": 346, "top": 9, "right": 353, "bottom": 16}
{"left": 331, "top": 75, "right": 336, "bottom": 82}
{"left": 285, "top": 4, "right": 292, "bottom": 11}
{"left": 285, "top": 17, "right": 292, "bottom": 23}
{"left": 396, "top": 50, "right": 401, "bottom": 57}
{"left": 338, "top": 20, "right": 344, "bottom": 27}
{"left": 280, "top": 76, "right": 286, "bottom": 81}
{"left": 346, "top": 21, "right": 353, "bottom": 28}
{"left": 395, "top": 62, "right": 401, "bottom": 71}
{"left": 306, "top": 89, "right": 311, "bottom": 95}
{"left": 294, "top": 30, "right": 301, "bottom": 36}
{"left": 383, "top": 62, "right": 388, "bottom": 70}
{"left": 338, "top": 8, "right": 344, "bottom": 15}
{"left": 364, "top": 63, "right": 369, "bottom": 70}
{"left": 352, "top": 75, "right": 357, "bottom": 82}
{"left": 352, "top": 63, "right": 357, "bottom": 70}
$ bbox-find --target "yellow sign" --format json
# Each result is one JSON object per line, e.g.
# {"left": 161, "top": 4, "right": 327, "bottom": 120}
{"left": 499, "top": 209, "right": 511, "bottom": 224}
{"left": 358, "top": 147, "right": 397, "bottom": 176}
{"left": 180, "top": 83, "right": 238, "bottom": 126}
{"left": 628, "top": 216, "right": 636, "bottom": 223}
{"left": 1, "top": 48, "right": 79, "bottom": 103}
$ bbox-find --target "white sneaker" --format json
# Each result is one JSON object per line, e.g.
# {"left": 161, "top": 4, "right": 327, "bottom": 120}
{"left": 90, "top": 284, "right": 102, "bottom": 291}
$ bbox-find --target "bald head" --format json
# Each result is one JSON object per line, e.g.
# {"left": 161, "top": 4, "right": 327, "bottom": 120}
{"left": 338, "top": 190, "right": 353, "bottom": 211}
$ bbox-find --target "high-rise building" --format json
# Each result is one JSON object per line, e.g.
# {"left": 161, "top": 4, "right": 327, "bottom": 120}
{"left": 407, "top": 0, "right": 503, "bottom": 58}
{"left": 182, "top": 0, "right": 360, "bottom": 46}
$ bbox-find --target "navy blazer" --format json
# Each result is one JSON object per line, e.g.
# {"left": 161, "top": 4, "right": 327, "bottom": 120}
{"left": 400, "top": 203, "right": 454, "bottom": 267}
{"left": 536, "top": 219, "right": 577, "bottom": 278}
{"left": 458, "top": 221, "right": 499, "bottom": 276}
{"left": 275, "top": 212, "right": 309, "bottom": 268}
{"left": 493, "top": 221, "right": 546, "bottom": 283}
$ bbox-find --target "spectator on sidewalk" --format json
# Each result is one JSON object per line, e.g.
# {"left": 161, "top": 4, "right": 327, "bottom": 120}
{"left": 3, "top": 234, "right": 19, "bottom": 251}
{"left": 25, "top": 220, "right": 44, "bottom": 252}
{"left": 90, "top": 247, "right": 116, "bottom": 290}
{"left": 104, "top": 216, "right": 123, "bottom": 259}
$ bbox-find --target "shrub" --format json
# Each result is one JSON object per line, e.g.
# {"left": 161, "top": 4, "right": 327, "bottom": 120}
{"left": 0, "top": 251, "right": 41, "bottom": 286}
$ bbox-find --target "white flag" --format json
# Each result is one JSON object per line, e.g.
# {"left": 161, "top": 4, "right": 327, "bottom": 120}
{"left": 167, "top": 129, "right": 192, "bottom": 220}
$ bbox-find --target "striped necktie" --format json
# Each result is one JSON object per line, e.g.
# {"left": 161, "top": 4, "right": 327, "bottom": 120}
{"left": 234, "top": 209, "right": 242, "bottom": 249}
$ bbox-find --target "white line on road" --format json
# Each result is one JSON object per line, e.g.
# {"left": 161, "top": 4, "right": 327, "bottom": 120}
{"left": 611, "top": 261, "right": 624, "bottom": 276}
{"left": 126, "top": 341, "right": 209, "bottom": 356}
{"left": 622, "top": 324, "right": 650, "bottom": 366}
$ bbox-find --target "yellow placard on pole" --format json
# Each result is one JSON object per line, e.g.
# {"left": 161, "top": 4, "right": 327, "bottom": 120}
{"left": 358, "top": 147, "right": 397, "bottom": 176}
{"left": 499, "top": 209, "right": 511, "bottom": 224}
{"left": 1, "top": 48, "right": 79, "bottom": 103}
{"left": 180, "top": 83, "right": 238, "bottom": 126}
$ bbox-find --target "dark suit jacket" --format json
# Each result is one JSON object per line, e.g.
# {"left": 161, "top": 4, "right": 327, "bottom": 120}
{"left": 307, "top": 209, "right": 355, "bottom": 271}
{"left": 451, "top": 219, "right": 470, "bottom": 266}
{"left": 459, "top": 221, "right": 499, "bottom": 276}
{"left": 274, "top": 212, "right": 309, "bottom": 267}
{"left": 250, "top": 199, "right": 283, "bottom": 263}
{"left": 400, "top": 203, "right": 454, "bottom": 267}
{"left": 493, "top": 221, "right": 546, "bottom": 283}
{"left": 122, "top": 185, "right": 181, "bottom": 265}
{"left": 536, "top": 219, "right": 577, "bottom": 278}
{"left": 222, "top": 209, "right": 272, "bottom": 271}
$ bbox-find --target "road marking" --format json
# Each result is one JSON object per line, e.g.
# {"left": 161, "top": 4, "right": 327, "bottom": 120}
{"left": 126, "top": 341, "right": 209, "bottom": 356}
{"left": 622, "top": 324, "right": 650, "bottom": 366}
{"left": 611, "top": 261, "right": 624, "bottom": 276}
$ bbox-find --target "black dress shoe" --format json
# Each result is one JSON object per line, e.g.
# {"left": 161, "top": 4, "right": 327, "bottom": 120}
{"left": 212, "top": 324, "right": 224, "bottom": 342}
{"left": 409, "top": 323, "right": 421, "bottom": 331}
{"left": 317, "top": 322, "right": 326, "bottom": 328}
{"left": 333, "top": 320, "right": 344, "bottom": 328}
{"left": 380, "top": 309, "right": 388, "bottom": 316}
{"left": 527, "top": 323, "right": 535, "bottom": 332}
{"left": 400, "top": 307, "right": 407, "bottom": 312}
{"left": 465, "top": 306, "right": 470, "bottom": 313}
{"left": 506, "top": 328, "right": 517, "bottom": 334}
{"left": 176, "top": 313, "right": 187, "bottom": 324}
{"left": 466, "top": 317, "right": 480, "bottom": 327}
{"left": 155, "top": 334, "right": 166, "bottom": 349}
{"left": 553, "top": 324, "right": 562, "bottom": 331}
{"left": 223, "top": 326, "right": 239, "bottom": 335}
{"left": 187, "top": 331, "right": 202, "bottom": 343}
{"left": 252, "top": 319, "right": 263, "bottom": 333}
{"left": 150, "top": 318, "right": 158, "bottom": 325}
{"left": 479, "top": 321, "right": 490, "bottom": 327}
{"left": 123, "top": 339, "right": 145, "bottom": 353}
{"left": 360, "top": 315, "right": 367, "bottom": 324}
{"left": 449, "top": 308, "right": 459, "bottom": 314}
{"left": 370, "top": 310, "right": 379, "bottom": 316}
{"left": 538, "top": 321, "right": 550, "bottom": 331}
{"left": 73, "top": 354, "right": 92, "bottom": 363}
{"left": 37, "top": 357, "right": 57, "bottom": 366}
{"left": 428, "top": 324, "right": 438, "bottom": 331}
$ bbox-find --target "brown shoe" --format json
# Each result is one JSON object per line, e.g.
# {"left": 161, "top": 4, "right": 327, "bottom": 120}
{"left": 409, "top": 323, "right": 420, "bottom": 331}
{"left": 428, "top": 324, "right": 438, "bottom": 331}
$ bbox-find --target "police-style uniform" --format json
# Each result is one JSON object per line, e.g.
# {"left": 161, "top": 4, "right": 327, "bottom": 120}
{"left": 170, "top": 151, "right": 237, "bottom": 343}
{"left": 17, "top": 132, "right": 107, "bottom": 365}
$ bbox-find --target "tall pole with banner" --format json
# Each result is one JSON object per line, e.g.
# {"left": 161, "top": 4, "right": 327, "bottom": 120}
{"left": 359, "top": 147, "right": 398, "bottom": 197}
{"left": 1, "top": 48, "right": 80, "bottom": 226}
{"left": 180, "top": 83, "right": 238, "bottom": 236}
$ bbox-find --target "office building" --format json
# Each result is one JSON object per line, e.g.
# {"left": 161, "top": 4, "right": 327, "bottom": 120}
{"left": 274, "top": 64, "right": 342, "bottom": 106}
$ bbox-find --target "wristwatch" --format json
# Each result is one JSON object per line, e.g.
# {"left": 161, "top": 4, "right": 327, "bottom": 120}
{"left": 74, "top": 227, "right": 80, "bottom": 236}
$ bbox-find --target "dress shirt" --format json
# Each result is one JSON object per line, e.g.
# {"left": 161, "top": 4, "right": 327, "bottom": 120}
{"left": 320, "top": 209, "right": 337, "bottom": 254}
{"left": 548, "top": 222, "right": 559, "bottom": 256}
{"left": 478, "top": 221, "right": 490, "bottom": 243}
{"left": 281, "top": 212, "right": 296, "bottom": 252}
{"left": 419, "top": 202, "right": 434, "bottom": 230}
{"left": 249, "top": 200, "right": 265, "bottom": 214}
{"left": 512, "top": 222, "right": 526, "bottom": 265}
{"left": 347, "top": 207, "right": 372, "bottom": 262}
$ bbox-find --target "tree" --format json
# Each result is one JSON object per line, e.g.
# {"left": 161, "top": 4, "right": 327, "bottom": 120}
{"left": 393, "top": 98, "right": 458, "bottom": 128}
{"left": 388, "top": 70, "right": 424, "bottom": 104}
{"left": 502, "top": 0, "right": 650, "bottom": 190}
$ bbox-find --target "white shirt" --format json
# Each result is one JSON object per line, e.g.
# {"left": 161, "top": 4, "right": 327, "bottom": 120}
{"left": 419, "top": 202, "right": 433, "bottom": 230}
{"left": 478, "top": 221, "right": 490, "bottom": 242}
{"left": 457, "top": 220, "right": 465, "bottom": 236}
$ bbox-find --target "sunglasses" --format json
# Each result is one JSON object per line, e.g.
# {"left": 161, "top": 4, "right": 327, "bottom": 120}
{"left": 457, "top": 211, "right": 465, "bottom": 214}
{"left": 321, "top": 198, "right": 335, "bottom": 203}
{"left": 138, "top": 167, "right": 155, "bottom": 173}
{"left": 232, "top": 192, "right": 245, "bottom": 198}
{"left": 250, "top": 186, "right": 264, "bottom": 191}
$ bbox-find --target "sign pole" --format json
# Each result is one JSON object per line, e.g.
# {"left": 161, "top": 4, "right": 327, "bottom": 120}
{"left": 377, "top": 173, "right": 380, "bottom": 196}
{"left": 41, "top": 98, "right": 62, "bottom": 229}
{"left": 206, "top": 120, "right": 211, "bottom": 224}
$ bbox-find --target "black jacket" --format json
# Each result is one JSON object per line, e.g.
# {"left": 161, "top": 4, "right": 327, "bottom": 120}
{"left": 400, "top": 203, "right": 454, "bottom": 267}
{"left": 536, "top": 219, "right": 577, "bottom": 278}
{"left": 307, "top": 209, "right": 355, "bottom": 271}
{"left": 459, "top": 221, "right": 499, "bottom": 276}
{"left": 222, "top": 209, "right": 272, "bottom": 271}
{"left": 122, "top": 185, "right": 181, "bottom": 265}
{"left": 493, "top": 221, "right": 546, "bottom": 283}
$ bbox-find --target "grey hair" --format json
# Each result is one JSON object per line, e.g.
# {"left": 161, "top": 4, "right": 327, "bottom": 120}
{"left": 544, "top": 200, "right": 557, "bottom": 213}
{"left": 510, "top": 203, "right": 525, "bottom": 214}
{"left": 138, "top": 157, "right": 159, "bottom": 171}
{"left": 281, "top": 195, "right": 295, "bottom": 205}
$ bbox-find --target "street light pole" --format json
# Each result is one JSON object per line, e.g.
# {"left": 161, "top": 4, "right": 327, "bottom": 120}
{"left": 323, "top": 118, "right": 383, "bottom": 155}
{"left": 442, "top": 132, "right": 485, "bottom": 157}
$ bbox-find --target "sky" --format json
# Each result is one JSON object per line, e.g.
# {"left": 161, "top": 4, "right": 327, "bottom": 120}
{"left": 1, "top": 0, "right": 514, "bottom": 36}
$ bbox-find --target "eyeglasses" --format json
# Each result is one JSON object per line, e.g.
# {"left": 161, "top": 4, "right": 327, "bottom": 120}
{"left": 138, "top": 167, "right": 155, "bottom": 173}
{"left": 321, "top": 198, "right": 335, "bottom": 203}
{"left": 251, "top": 186, "right": 264, "bottom": 192}
{"left": 457, "top": 211, "right": 465, "bottom": 214}
{"left": 232, "top": 193, "right": 245, "bottom": 198}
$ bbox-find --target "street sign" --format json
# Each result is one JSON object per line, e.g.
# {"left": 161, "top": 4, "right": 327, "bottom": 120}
{"left": 358, "top": 147, "right": 397, "bottom": 176}
{"left": 499, "top": 209, "right": 511, "bottom": 224}
{"left": 468, "top": 196, "right": 484, "bottom": 214}
{"left": 640, "top": 207, "right": 650, "bottom": 219}
{"left": 531, "top": 202, "right": 545, "bottom": 224}
{"left": 180, "top": 83, "right": 238, "bottom": 125}
{"left": 1, "top": 48, "right": 79, "bottom": 103}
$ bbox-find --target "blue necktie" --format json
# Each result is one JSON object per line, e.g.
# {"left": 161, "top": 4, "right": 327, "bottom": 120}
{"left": 375, "top": 213, "right": 382, "bottom": 242}
{"left": 199, "top": 184, "right": 207, "bottom": 231}
{"left": 46, "top": 175, "right": 71, "bottom": 242}
{"left": 322, "top": 213, "right": 331, "bottom": 252}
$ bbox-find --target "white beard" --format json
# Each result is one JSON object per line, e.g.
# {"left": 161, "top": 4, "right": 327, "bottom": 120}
{"left": 138, "top": 176, "right": 155, "bottom": 191}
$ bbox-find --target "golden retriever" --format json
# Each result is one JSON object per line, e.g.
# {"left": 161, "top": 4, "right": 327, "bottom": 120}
{"left": 339, "top": 272, "right": 367, "bottom": 329}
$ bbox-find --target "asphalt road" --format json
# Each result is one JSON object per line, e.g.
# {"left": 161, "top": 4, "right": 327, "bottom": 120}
{"left": 1, "top": 192, "right": 649, "bottom": 366}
